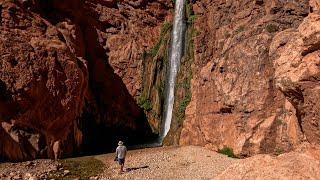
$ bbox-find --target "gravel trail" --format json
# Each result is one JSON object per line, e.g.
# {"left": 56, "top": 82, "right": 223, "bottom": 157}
{"left": 0, "top": 146, "right": 236, "bottom": 179}
{"left": 96, "top": 145, "right": 236, "bottom": 180}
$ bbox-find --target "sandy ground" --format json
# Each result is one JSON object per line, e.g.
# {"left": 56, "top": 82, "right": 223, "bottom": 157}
{"left": 0, "top": 146, "right": 236, "bottom": 180}
{"left": 96, "top": 146, "right": 237, "bottom": 180}
{"left": 1, "top": 145, "right": 319, "bottom": 179}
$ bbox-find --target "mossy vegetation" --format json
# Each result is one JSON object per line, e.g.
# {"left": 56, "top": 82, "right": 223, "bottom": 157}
{"left": 178, "top": 94, "right": 191, "bottom": 114}
{"left": 138, "top": 95, "right": 152, "bottom": 111}
{"left": 48, "top": 156, "right": 104, "bottom": 180}
{"left": 138, "top": 21, "right": 172, "bottom": 134}
{"left": 275, "top": 118, "right": 284, "bottom": 126}
{"left": 149, "top": 22, "right": 172, "bottom": 58}
{"left": 274, "top": 147, "right": 284, "bottom": 156}
{"left": 218, "top": 147, "right": 238, "bottom": 158}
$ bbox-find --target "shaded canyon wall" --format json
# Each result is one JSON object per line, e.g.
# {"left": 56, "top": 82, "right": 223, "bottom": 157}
{"left": 0, "top": 0, "right": 172, "bottom": 161}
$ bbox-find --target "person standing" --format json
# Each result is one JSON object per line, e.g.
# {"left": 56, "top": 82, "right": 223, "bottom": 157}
{"left": 115, "top": 141, "right": 127, "bottom": 173}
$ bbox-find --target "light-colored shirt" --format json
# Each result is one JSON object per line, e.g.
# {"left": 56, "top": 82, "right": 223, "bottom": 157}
{"left": 116, "top": 145, "right": 127, "bottom": 159}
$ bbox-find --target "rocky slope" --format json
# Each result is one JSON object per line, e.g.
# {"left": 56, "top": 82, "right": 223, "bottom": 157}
{"left": 180, "top": 0, "right": 320, "bottom": 156}
{"left": 0, "top": 0, "right": 172, "bottom": 161}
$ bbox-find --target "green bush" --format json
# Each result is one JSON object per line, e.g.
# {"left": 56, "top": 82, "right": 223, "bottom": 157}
{"left": 138, "top": 95, "right": 152, "bottom": 111}
{"left": 218, "top": 146, "right": 237, "bottom": 158}
{"left": 275, "top": 147, "right": 284, "bottom": 156}
{"left": 275, "top": 118, "right": 284, "bottom": 126}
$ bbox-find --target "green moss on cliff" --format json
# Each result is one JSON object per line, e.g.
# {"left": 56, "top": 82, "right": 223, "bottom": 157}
{"left": 138, "top": 95, "right": 152, "bottom": 111}
{"left": 139, "top": 21, "right": 172, "bottom": 134}
{"left": 149, "top": 22, "right": 172, "bottom": 58}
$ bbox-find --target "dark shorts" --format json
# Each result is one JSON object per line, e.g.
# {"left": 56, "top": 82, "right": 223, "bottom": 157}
{"left": 118, "top": 158, "right": 125, "bottom": 165}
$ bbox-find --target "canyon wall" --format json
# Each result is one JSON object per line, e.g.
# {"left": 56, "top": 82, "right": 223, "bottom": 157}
{"left": 0, "top": 0, "right": 172, "bottom": 161}
{"left": 180, "top": 0, "right": 320, "bottom": 156}
{"left": 1, "top": 0, "right": 320, "bottom": 161}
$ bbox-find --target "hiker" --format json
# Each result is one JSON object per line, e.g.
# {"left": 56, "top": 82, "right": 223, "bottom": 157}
{"left": 115, "top": 141, "right": 127, "bottom": 173}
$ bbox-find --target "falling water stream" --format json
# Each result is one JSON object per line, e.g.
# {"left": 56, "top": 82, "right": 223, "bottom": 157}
{"left": 160, "top": 0, "right": 186, "bottom": 141}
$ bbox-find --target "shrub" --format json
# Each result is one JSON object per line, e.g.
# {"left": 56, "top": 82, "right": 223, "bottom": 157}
{"left": 275, "top": 118, "right": 284, "bottom": 126}
{"left": 218, "top": 146, "right": 237, "bottom": 158}
{"left": 275, "top": 147, "right": 284, "bottom": 156}
{"left": 138, "top": 95, "right": 152, "bottom": 111}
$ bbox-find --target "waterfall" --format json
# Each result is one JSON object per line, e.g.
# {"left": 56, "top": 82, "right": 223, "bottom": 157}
{"left": 160, "top": 0, "right": 186, "bottom": 140}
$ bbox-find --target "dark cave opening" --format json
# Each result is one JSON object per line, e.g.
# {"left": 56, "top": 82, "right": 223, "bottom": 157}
{"left": 79, "top": 103, "right": 159, "bottom": 156}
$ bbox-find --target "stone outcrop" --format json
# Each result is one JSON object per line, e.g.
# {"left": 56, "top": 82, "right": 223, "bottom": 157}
{"left": 0, "top": 1, "right": 86, "bottom": 161}
{"left": 180, "top": 0, "right": 320, "bottom": 156}
{"left": 0, "top": 0, "right": 172, "bottom": 161}
{"left": 215, "top": 144, "right": 320, "bottom": 179}
{"left": 271, "top": 12, "right": 320, "bottom": 146}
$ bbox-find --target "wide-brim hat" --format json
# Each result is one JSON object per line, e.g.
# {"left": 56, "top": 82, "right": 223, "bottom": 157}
{"left": 118, "top": 141, "right": 124, "bottom": 145}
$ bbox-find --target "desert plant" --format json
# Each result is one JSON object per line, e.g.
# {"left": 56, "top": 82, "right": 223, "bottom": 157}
{"left": 275, "top": 147, "right": 284, "bottom": 156}
{"left": 138, "top": 95, "right": 152, "bottom": 111}
{"left": 275, "top": 118, "right": 284, "bottom": 126}
{"left": 218, "top": 146, "right": 237, "bottom": 158}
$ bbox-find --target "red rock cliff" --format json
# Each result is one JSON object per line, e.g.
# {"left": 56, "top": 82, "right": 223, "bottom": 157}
{"left": 0, "top": 0, "right": 172, "bottom": 161}
{"left": 180, "top": 0, "right": 320, "bottom": 156}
